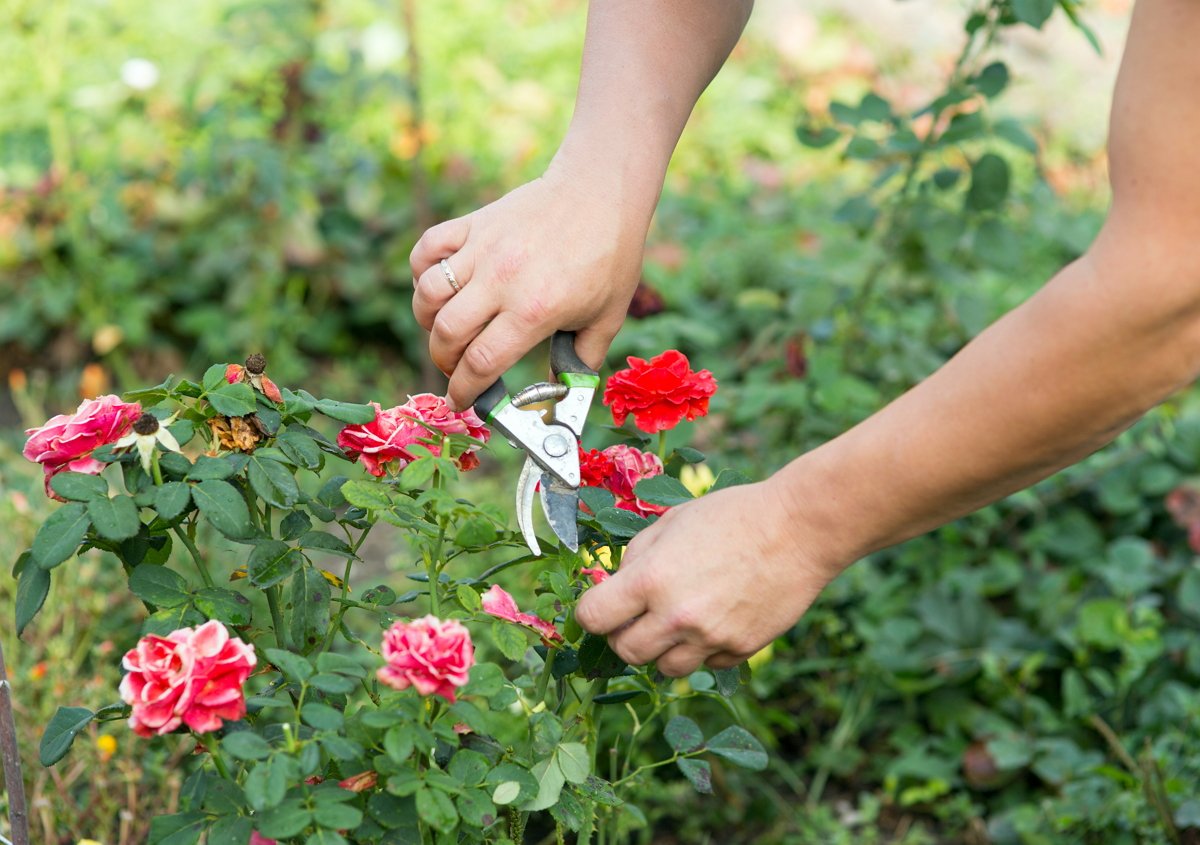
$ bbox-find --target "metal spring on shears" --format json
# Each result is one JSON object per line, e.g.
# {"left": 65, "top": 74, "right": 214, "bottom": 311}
{"left": 511, "top": 382, "right": 569, "bottom": 408}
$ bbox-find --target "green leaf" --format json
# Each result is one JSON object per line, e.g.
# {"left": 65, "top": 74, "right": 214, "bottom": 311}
{"left": 457, "top": 787, "right": 498, "bottom": 828}
{"left": 1012, "top": 0, "right": 1056, "bottom": 28}
{"left": 578, "top": 486, "right": 615, "bottom": 515}
{"left": 277, "top": 430, "right": 323, "bottom": 470}
{"left": 706, "top": 726, "right": 768, "bottom": 770}
{"left": 248, "top": 540, "right": 302, "bottom": 588}
{"left": 449, "top": 749, "right": 492, "bottom": 786}
{"left": 32, "top": 502, "right": 91, "bottom": 570}
{"left": 88, "top": 495, "right": 141, "bottom": 541}
{"left": 595, "top": 507, "right": 650, "bottom": 540}
{"left": 973, "top": 61, "right": 1009, "bottom": 98}
{"left": 49, "top": 471, "right": 109, "bottom": 501}
{"left": 202, "top": 363, "right": 229, "bottom": 392}
{"left": 147, "top": 812, "right": 206, "bottom": 845}
{"left": 15, "top": 560, "right": 50, "bottom": 636}
{"left": 298, "top": 531, "right": 355, "bottom": 559}
{"left": 313, "top": 801, "right": 363, "bottom": 829}
{"left": 167, "top": 418, "right": 195, "bottom": 448}
{"left": 279, "top": 509, "right": 313, "bottom": 541}
{"left": 315, "top": 652, "right": 367, "bottom": 678}
{"left": 578, "top": 633, "right": 628, "bottom": 679}
{"left": 289, "top": 566, "right": 332, "bottom": 653}
{"left": 154, "top": 482, "right": 192, "bottom": 521}
{"left": 206, "top": 816, "right": 253, "bottom": 845}
{"left": 265, "top": 647, "right": 314, "bottom": 682}
{"left": 555, "top": 742, "right": 589, "bottom": 784}
{"left": 456, "top": 584, "right": 482, "bottom": 613}
{"left": 461, "top": 663, "right": 505, "bottom": 698}
{"left": 577, "top": 775, "right": 622, "bottom": 807}
{"left": 248, "top": 455, "right": 300, "bottom": 509}
{"left": 664, "top": 716, "right": 704, "bottom": 753}
{"left": 301, "top": 702, "right": 345, "bottom": 731}
{"left": 244, "top": 757, "right": 296, "bottom": 812}
{"left": 676, "top": 758, "right": 713, "bottom": 794}
{"left": 129, "top": 565, "right": 191, "bottom": 608}
{"left": 965, "top": 153, "right": 1010, "bottom": 212}
{"left": 314, "top": 398, "right": 377, "bottom": 424}
{"left": 186, "top": 456, "right": 236, "bottom": 481}
{"left": 492, "top": 781, "right": 521, "bottom": 806}
{"left": 519, "top": 757, "right": 565, "bottom": 812}
{"left": 207, "top": 382, "right": 257, "bottom": 417}
{"left": 796, "top": 123, "right": 840, "bottom": 149}
{"left": 593, "top": 690, "right": 645, "bottom": 706}
{"left": 416, "top": 786, "right": 459, "bottom": 833}
{"left": 340, "top": 480, "right": 392, "bottom": 511}
{"left": 222, "top": 731, "right": 271, "bottom": 761}
{"left": 309, "top": 673, "right": 357, "bottom": 694}
{"left": 491, "top": 619, "right": 529, "bottom": 662}
{"left": 633, "top": 475, "right": 694, "bottom": 507}
{"left": 385, "top": 724, "right": 416, "bottom": 763}
{"left": 192, "top": 480, "right": 254, "bottom": 539}
{"left": 193, "top": 587, "right": 253, "bottom": 626}
{"left": 255, "top": 799, "right": 313, "bottom": 837}
{"left": 40, "top": 706, "right": 95, "bottom": 765}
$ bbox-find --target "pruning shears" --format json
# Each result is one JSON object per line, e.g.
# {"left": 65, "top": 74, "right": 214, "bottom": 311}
{"left": 472, "top": 331, "right": 599, "bottom": 556}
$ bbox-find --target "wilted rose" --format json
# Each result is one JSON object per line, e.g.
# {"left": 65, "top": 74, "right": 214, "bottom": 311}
{"left": 603, "top": 349, "right": 716, "bottom": 434}
{"left": 481, "top": 584, "right": 562, "bottom": 643}
{"left": 23, "top": 395, "right": 142, "bottom": 497}
{"left": 119, "top": 620, "right": 256, "bottom": 737}
{"left": 378, "top": 616, "right": 474, "bottom": 702}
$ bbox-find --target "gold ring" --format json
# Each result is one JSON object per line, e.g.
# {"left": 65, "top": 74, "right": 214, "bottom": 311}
{"left": 440, "top": 259, "right": 461, "bottom": 294}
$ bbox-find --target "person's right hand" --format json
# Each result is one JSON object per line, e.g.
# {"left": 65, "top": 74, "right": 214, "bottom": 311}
{"left": 410, "top": 162, "right": 655, "bottom": 411}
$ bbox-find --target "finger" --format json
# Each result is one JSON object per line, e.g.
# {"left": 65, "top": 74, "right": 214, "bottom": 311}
{"left": 656, "top": 644, "right": 713, "bottom": 678}
{"left": 704, "top": 653, "right": 744, "bottom": 671}
{"left": 573, "top": 320, "right": 620, "bottom": 373}
{"left": 606, "top": 613, "right": 678, "bottom": 667}
{"left": 445, "top": 314, "right": 553, "bottom": 410}
{"left": 410, "top": 216, "right": 472, "bottom": 283}
{"left": 575, "top": 568, "right": 651, "bottom": 637}
{"left": 428, "top": 284, "right": 500, "bottom": 378}
{"left": 414, "top": 251, "right": 475, "bottom": 331}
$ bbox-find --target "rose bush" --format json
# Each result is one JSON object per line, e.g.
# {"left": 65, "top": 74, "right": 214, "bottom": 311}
{"left": 14, "top": 350, "right": 765, "bottom": 845}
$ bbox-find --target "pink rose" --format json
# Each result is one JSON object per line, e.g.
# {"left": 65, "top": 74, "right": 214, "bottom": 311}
{"left": 378, "top": 616, "right": 474, "bottom": 702}
{"left": 23, "top": 395, "right": 142, "bottom": 498}
{"left": 338, "top": 394, "right": 490, "bottom": 477}
{"left": 580, "top": 567, "right": 610, "bottom": 586}
{"left": 579, "top": 443, "right": 668, "bottom": 518}
{"left": 481, "top": 584, "right": 562, "bottom": 643}
{"left": 250, "top": 834, "right": 277, "bottom": 845}
{"left": 119, "top": 620, "right": 257, "bottom": 738}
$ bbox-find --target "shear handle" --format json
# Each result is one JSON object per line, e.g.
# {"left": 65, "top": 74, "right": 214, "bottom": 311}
{"left": 550, "top": 331, "right": 598, "bottom": 380}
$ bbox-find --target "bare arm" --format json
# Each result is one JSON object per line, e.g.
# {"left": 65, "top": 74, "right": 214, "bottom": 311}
{"left": 576, "top": 0, "right": 1200, "bottom": 676}
{"left": 410, "top": 1, "right": 752, "bottom": 409}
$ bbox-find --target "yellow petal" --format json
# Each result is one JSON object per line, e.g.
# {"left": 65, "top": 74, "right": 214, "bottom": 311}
{"left": 229, "top": 567, "right": 248, "bottom": 581}
{"left": 581, "top": 546, "right": 613, "bottom": 567}
{"left": 680, "top": 463, "right": 716, "bottom": 498}
{"left": 319, "top": 569, "right": 345, "bottom": 590}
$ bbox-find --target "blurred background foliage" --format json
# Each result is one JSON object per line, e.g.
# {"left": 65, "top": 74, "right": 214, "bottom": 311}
{"left": 6, "top": 0, "right": 1200, "bottom": 843}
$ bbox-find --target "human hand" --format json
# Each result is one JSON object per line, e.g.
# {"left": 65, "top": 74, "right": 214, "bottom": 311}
{"left": 574, "top": 478, "right": 847, "bottom": 677}
{"left": 410, "top": 164, "right": 654, "bottom": 410}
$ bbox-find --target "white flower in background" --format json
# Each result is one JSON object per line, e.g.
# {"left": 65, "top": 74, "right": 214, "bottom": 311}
{"left": 361, "top": 22, "right": 406, "bottom": 72}
{"left": 114, "top": 412, "right": 180, "bottom": 473}
{"left": 121, "top": 58, "right": 159, "bottom": 91}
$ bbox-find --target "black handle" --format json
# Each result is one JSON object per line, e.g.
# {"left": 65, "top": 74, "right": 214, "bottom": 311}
{"left": 550, "top": 331, "right": 598, "bottom": 378}
{"left": 473, "top": 378, "right": 509, "bottom": 422}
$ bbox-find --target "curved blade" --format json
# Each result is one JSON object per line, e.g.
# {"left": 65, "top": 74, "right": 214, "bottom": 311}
{"left": 516, "top": 458, "right": 542, "bottom": 557}
{"left": 540, "top": 472, "right": 579, "bottom": 552}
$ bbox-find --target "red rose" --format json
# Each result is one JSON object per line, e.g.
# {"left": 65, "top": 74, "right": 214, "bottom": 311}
{"left": 603, "top": 349, "right": 716, "bottom": 434}
{"left": 338, "top": 394, "right": 490, "bottom": 477}
{"left": 377, "top": 616, "right": 474, "bottom": 702}
{"left": 578, "top": 443, "right": 668, "bottom": 518}
{"left": 119, "top": 620, "right": 257, "bottom": 737}
{"left": 23, "top": 395, "right": 142, "bottom": 498}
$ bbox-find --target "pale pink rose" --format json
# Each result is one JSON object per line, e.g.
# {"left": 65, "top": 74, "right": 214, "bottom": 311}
{"left": 119, "top": 620, "right": 257, "bottom": 738}
{"left": 481, "top": 584, "right": 562, "bottom": 643}
{"left": 378, "top": 616, "right": 474, "bottom": 702}
{"left": 338, "top": 394, "right": 490, "bottom": 477}
{"left": 580, "top": 567, "right": 610, "bottom": 586}
{"left": 23, "top": 395, "right": 142, "bottom": 498}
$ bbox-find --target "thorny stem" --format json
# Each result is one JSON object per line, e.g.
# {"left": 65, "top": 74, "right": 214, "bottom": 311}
{"left": 200, "top": 733, "right": 234, "bottom": 782}
{"left": 320, "top": 523, "right": 373, "bottom": 653}
{"left": 152, "top": 451, "right": 217, "bottom": 589}
{"left": 0, "top": 638, "right": 30, "bottom": 845}
{"left": 657, "top": 431, "right": 668, "bottom": 462}
{"left": 267, "top": 586, "right": 288, "bottom": 650}
{"left": 535, "top": 650, "right": 557, "bottom": 704}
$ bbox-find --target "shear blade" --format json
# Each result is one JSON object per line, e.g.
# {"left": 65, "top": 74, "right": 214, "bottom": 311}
{"left": 515, "top": 458, "right": 541, "bottom": 557}
{"left": 540, "top": 472, "right": 579, "bottom": 553}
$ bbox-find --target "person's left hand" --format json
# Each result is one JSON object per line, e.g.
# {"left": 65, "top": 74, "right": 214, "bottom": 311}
{"left": 574, "top": 477, "right": 846, "bottom": 677}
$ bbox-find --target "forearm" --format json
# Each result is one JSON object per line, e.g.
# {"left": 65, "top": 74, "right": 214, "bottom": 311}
{"left": 778, "top": 224, "right": 1200, "bottom": 564}
{"left": 549, "top": 0, "right": 753, "bottom": 221}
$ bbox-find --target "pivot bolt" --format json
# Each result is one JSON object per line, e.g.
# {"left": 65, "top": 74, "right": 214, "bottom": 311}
{"left": 544, "top": 433, "right": 570, "bottom": 458}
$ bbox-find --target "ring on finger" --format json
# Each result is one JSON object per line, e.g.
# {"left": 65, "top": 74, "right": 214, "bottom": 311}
{"left": 440, "top": 259, "right": 461, "bottom": 294}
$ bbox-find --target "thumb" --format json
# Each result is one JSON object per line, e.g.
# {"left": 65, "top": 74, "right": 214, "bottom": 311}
{"left": 574, "top": 568, "right": 648, "bottom": 636}
{"left": 573, "top": 321, "right": 620, "bottom": 374}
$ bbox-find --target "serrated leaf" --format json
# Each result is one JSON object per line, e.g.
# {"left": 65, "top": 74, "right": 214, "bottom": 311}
{"left": 578, "top": 633, "right": 628, "bottom": 679}
{"left": 222, "top": 730, "right": 271, "bottom": 761}
{"left": 298, "top": 530, "right": 355, "bottom": 558}
{"left": 248, "top": 540, "right": 302, "bottom": 588}
{"left": 248, "top": 455, "right": 299, "bottom": 509}
{"left": 15, "top": 560, "right": 50, "bottom": 636}
{"left": 491, "top": 619, "right": 528, "bottom": 662}
{"left": 578, "top": 486, "right": 615, "bottom": 515}
{"left": 147, "top": 812, "right": 206, "bottom": 845}
{"left": 677, "top": 758, "right": 713, "bottom": 794}
{"left": 315, "top": 651, "right": 366, "bottom": 678}
{"left": 265, "top": 647, "right": 313, "bottom": 682}
{"left": 340, "top": 480, "right": 392, "bottom": 511}
{"left": 314, "top": 398, "right": 377, "bottom": 424}
{"left": 290, "top": 566, "right": 332, "bottom": 653}
{"left": 449, "top": 749, "right": 491, "bottom": 785}
{"left": 277, "top": 430, "right": 323, "bottom": 469}
{"left": 664, "top": 716, "right": 704, "bottom": 753}
{"left": 202, "top": 363, "right": 229, "bottom": 392}
{"left": 577, "top": 775, "right": 622, "bottom": 807}
{"left": 633, "top": 475, "right": 693, "bottom": 507}
{"left": 207, "top": 382, "right": 257, "bottom": 417}
{"left": 88, "top": 495, "right": 141, "bottom": 541}
{"left": 129, "top": 565, "right": 191, "bottom": 608}
{"left": 301, "top": 702, "right": 344, "bottom": 731}
{"left": 706, "top": 726, "right": 768, "bottom": 770}
{"left": 714, "top": 666, "right": 743, "bottom": 697}
{"left": 154, "top": 482, "right": 192, "bottom": 520}
{"left": 32, "top": 502, "right": 91, "bottom": 570}
{"left": 191, "top": 480, "right": 254, "bottom": 540}
{"left": 49, "top": 471, "right": 109, "bottom": 501}
{"left": 206, "top": 816, "right": 252, "bottom": 845}
{"left": 186, "top": 456, "right": 236, "bottom": 481}
{"left": 555, "top": 742, "right": 589, "bottom": 784}
{"left": 457, "top": 787, "right": 497, "bottom": 829}
{"left": 456, "top": 584, "right": 482, "bottom": 613}
{"left": 40, "top": 706, "right": 95, "bottom": 766}
{"left": 244, "top": 756, "right": 296, "bottom": 812}
{"left": 519, "top": 757, "right": 565, "bottom": 812}
{"left": 193, "top": 587, "right": 253, "bottom": 626}
{"left": 491, "top": 781, "right": 521, "bottom": 805}
{"left": 313, "top": 801, "right": 363, "bottom": 829}
{"left": 279, "top": 509, "right": 313, "bottom": 541}
{"left": 595, "top": 507, "right": 649, "bottom": 540}
{"left": 416, "top": 786, "right": 459, "bottom": 833}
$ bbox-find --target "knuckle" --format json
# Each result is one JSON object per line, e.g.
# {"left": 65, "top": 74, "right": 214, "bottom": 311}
{"left": 574, "top": 597, "right": 602, "bottom": 633}
{"left": 664, "top": 604, "right": 703, "bottom": 637}
{"left": 462, "top": 340, "right": 497, "bottom": 377}
{"left": 515, "top": 296, "right": 553, "bottom": 329}
{"left": 430, "top": 313, "right": 459, "bottom": 345}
